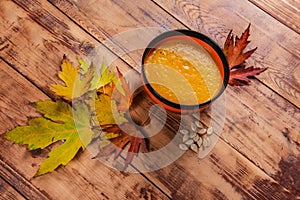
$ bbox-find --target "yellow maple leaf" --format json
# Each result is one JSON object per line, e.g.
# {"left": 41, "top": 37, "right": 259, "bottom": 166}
{"left": 51, "top": 55, "right": 93, "bottom": 100}
{"left": 94, "top": 94, "right": 127, "bottom": 126}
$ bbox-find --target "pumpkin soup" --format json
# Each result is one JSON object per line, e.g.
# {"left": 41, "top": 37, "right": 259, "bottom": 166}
{"left": 144, "top": 39, "right": 222, "bottom": 105}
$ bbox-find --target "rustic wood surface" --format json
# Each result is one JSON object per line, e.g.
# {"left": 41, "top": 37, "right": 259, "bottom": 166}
{"left": 0, "top": 0, "right": 299, "bottom": 199}
{"left": 0, "top": 177, "right": 25, "bottom": 200}
{"left": 249, "top": 0, "right": 300, "bottom": 34}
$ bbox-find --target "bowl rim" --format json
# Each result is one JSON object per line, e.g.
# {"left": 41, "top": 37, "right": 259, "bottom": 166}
{"left": 141, "top": 29, "right": 229, "bottom": 112}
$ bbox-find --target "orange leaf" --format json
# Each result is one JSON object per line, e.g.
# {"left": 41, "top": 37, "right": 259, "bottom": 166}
{"left": 224, "top": 24, "right": 267, "bottom": 85}
{"left": 95, "top": 123, "right": 147, "bottom": 169}
{"left": 224, "top": 24, "right": 257, "bottom": 69}
{"left": 98, "top": 83, "right": 114, "bottom": 96}
{"left": 229, "top": 66, "right": 267, "bottom": 86}
{"left": 113, "top": 68, "right": 132, "bottom": 111}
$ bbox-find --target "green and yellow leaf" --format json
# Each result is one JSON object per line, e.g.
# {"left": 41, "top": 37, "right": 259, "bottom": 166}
{"left": 94, "top": 94, "right": 127, "bottom": 126}
{"left": 51, "top": 56, "right": 93, "bottom": 100}
{"left": 5, "top": 100, "right": 93, "bottom": 176}
{"left": 5, "top": 55, "right": 139, "bottom": 175}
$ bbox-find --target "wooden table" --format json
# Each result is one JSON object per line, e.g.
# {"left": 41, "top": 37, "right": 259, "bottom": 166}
{"left": 0, "top": 0, "right": 299, "bottom": 199}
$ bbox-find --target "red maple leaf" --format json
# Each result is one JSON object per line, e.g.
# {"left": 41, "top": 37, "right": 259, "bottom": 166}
{"left": 95, "top": 67, "right": 146, "bottom": 170}
{"left": 95, "top": 123, "right": 147, "bottom": 170}
{"left": 224, "top": 24, "right": 267, "bottom": 86}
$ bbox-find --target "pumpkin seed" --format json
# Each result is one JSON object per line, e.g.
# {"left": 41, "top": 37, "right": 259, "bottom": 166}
{"left": 182, "top": 134, "right": 189, "bottom": 143}
{"left": 198, "top": 128, "right": 207, "bottom": 135}
{"left": 191, "top": 123, "right": 197, "bottom": 132}
{"left": 193, "top": 134, "right": 200, "bottom": 142}
{"left": 207, "top": 127, "right": 213, "bottom": 135}
{"left": 180, "top": 129, "right": 189, "bottom": 135}
{"left": 185, "top": 139, "right": 194, "bottom": 146}
{"left": 195, "top": 121, "right": 202, "bottom": 128}
{"left": 179, "top": 144, "right": 188, "bottom": 151}
{"left": 190, "top": 144, "right": 198, "bottom": 153}
{"left": 203, "top": 137, "right": 211, "bottom": 147}
{"left": 189, "top": 131, "right": 197, "bottom": 138}
{"left": 197, "top": 137, "right": 203, "bottom": 147}
{"left": 192, "top": 113, "right": 200, "bottom": 120}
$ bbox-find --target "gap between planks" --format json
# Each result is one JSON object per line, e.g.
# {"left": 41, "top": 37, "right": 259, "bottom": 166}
{"left": 248, "top": 0, "right": 300, "bottom": 34}
{"left": 0, "top": 158, "right": 49, "bottom": 200}
{"left": 0, "top": 57, "right": 53, "bottom": 101}
{"left": 46, "top": 0, "right": 142, "bottom": 76}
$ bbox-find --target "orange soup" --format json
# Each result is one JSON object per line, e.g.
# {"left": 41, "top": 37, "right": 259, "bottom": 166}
{"left": 144, "top": 39, "right": 222, "bottom": 105}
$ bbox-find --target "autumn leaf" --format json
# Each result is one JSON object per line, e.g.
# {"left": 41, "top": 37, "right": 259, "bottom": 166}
{"left": 224, "top": 24, "right": 267, "bottom": 85}
{"left": 95, "top": 123, "right": 147, "bottom": 169}
{"left": 228, "top": 65, "right": 267, "bottom": 86}
{"left": 112, "top": 68, "right": 132, "bottom": 111}
{"left": 51, "top": 55, "right": 94, "bottom": 100}
{"left": 97, "top": 61, "right": 118, "bottom": 89}
{"left": 51, "top": 57, "right": 122, "bottom": 100}
{"left": 5, "top": 55, "right": 142, "bottom": 175}
{"left": 91, "top": 68, "right": 145, "bottom": 170}
{"left": 5, "top": 100, "right": 94, "bottom": 176}
{"left": 78, "top": 58, "right": 90, "bottom": 74}
{"left": 94, "top": 93, "right": 127, "bottom": 126}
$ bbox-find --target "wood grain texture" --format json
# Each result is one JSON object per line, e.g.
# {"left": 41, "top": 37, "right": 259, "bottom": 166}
{"left": 48, "top": 0, "right": 300, "bottom": 196}
{"left": 47, "top": 0, "right": 187, "bottom": 71}
{"left": 0, "top": 0, "right": 299, "bottom": 199}
{"left": 0, "top": 177, "right": 25, "bottom": 200}
{"left": 0, "top": 0, "right": 96, "bottom": 98}
{"left": 1, "top": 138, "right": 169, "bottom": 200}
{"left": 0, "top": 59, "right": 49, "bottom": 133}
{"left": 0, "top": 159, "right": 49, "bottom": 200}
{"left": 151, "top": 0, "right": 300, "bottom": 108}
{"left": 249, "top": 0, "right": 300, "bottom": 33}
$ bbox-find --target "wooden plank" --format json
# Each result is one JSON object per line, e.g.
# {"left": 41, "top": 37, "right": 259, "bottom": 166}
{"left": 1, "top": 0, "right": 298, "bottom": 198}
{"left": 214, "top": 81, "right": 300, "bottom": 174}
{"left": 0, "top": 0, "right": 172, "bottom": 197}
{"left": 0, "top": 177, "right": 25, "bottom": 200}
{"left": 0, "top": 59, "right": 50, "bottom": 199}
{"left": 249, "top": 0, "right": 300, "bottom": 34}
{"left": 47, "top": 0, "right": 300, "bottom": 196}
{"left": 145, "top": 141, "right": 297, "bottom": 199}
{"left": 1, "top": 137, "right": 169, "bottom": 200}
{"left": 0, "top": 0, "right": 97, "bottom": 97}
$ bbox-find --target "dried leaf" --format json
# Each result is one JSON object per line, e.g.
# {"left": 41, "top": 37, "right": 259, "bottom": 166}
{"left": 95, "top": 123, "right": 147, "bottom": 169}
{"left": 98, "top": 61, "right": 117, "bottom": 89}
{"left": 223, "top": 24, "right": 267, "bottom": 85}
{"left": 51, "top": 57, "right": 123, "bottom": 100}
{"left": 229, "top": 66, "right": 267, "bottom": 86}
{"left": 5, "top": 56, "right": 139, "bottom": 176}
{"left": 5, "top": 100, "right": 93, "bottom": 176}
{"left": 51, "top": 55, "right": 94, "bottom": 100}
{"left": 94, "top": 94, "right": 127, "bottom": 125}
{"left": 112, "top": 68, "right": 132, "bottom": 111}
{"left": 78, "top": 58, "right": 90, "bottom": 74}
